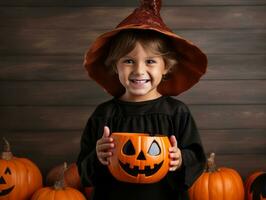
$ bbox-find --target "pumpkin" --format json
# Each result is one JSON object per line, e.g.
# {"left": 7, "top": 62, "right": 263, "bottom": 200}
{"left": 46, "top": 162, "right": 94, "bottom": 199}
{"left": 108, "top": 132, "right": 171, "bottom": 184}
{"left": 31, "top": 162, "right": 86, "bottom": 200}
{"left": 46, "top": 162, "right": 82, "bottom": 190}
{"left": 0, "top": 137, "right": 43, "bottom": 200}
{"left": 245, "top": 171, "right": 266, "bottom": 200}
{"left": 188, "top": 152, "right": 245, "bottom": 200}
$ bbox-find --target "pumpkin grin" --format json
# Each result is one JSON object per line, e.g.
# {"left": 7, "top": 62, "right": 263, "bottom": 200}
{"left": 0, "top": 185, "right": 15, "bottom": 196}
{"left": 119, "top": 160, "right": 164, "bottom": 177}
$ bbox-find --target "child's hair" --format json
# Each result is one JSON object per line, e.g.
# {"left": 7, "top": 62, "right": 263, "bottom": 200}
{"left": 105, "top": 29, "right": 178, "bottom": 75}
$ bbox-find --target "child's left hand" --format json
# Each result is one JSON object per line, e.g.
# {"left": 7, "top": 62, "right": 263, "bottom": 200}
{"left": 169, "top": 135, "right": 182, "bottom": 171}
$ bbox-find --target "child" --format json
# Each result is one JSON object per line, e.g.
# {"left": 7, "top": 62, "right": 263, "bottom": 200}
{"left": 77, "top": 0, "right": 207, "bottom": 200}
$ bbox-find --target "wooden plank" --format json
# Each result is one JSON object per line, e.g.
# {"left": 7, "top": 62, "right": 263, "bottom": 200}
{"left": 204, "top": 54, "right": 266, "bottom": 80}
{"left": 2, "top": 129, "right": 265, "bottom": 157}
{"left": 0, "top": 80, "right": 265, "bottom": 105}
{"left": 0, "top": 55, "right": 88, "bottom": 80}
{"left": 0, "top": 0, "right": 266, "bottom": 6}
{"left": 0, "top": 105, "right": 265, "bottom": 130}
{"left": 190, "top": 105, "right": 266, "bottom": 129}
{"left": 1, "top": 29, "right": 266, "bottom": 55}
{"left": 200, "top": 129, "right": 266, "bottom": 155}
{"left": 208, "top": 154, "right": 266, "bottom": 179}
{"left": 178, "top": 80, "right": 266, "bottom": 104}
{"left": 0, "top": 55, "right": 265, "bottom": 80}
{"left": 0, "top": 81, "right": 110, "bottom": 106}
{"left": 0, "top": 106, "right": 94, "bottom": 130}
{"left": 0, "top": 131, "right": 265, "bottom": 178}
{"left": 1, "top": 6, "right": 266, "bottom": 29}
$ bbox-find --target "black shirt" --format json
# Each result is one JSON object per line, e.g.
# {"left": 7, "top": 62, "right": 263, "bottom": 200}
{"left": 77, "top": 96, "right": 206, "bottom": 200}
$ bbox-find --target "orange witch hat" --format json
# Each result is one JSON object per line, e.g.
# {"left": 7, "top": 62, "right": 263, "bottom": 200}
{"left": 84, "top": 0, "right": 207, "bottom": 97}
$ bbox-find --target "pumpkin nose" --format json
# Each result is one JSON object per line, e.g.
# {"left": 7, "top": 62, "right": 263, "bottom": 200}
{"left": 137, "top": 151, "right": 146, "bottom": 160}
{"left": 0, "top": 176, "right": 6, "bottom": 184}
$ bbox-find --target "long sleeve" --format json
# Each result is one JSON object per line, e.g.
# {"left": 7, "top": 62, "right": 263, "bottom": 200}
{"left": 76, "top": 117, "right": 110, "bottom": 187}
{"left": 166, "top": 105, "right": 206, "bottom": 192}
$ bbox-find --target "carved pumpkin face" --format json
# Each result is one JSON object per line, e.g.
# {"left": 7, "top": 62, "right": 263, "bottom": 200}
{"left": 0, "top": 138, "right": 43, "bottom": 200}
{"left": 108, "top": 132, "right": 170, "bottom": 183}
{"left": 0, "top": 166, "right": 15, "bottom": 196}
{"left": 0, "top": 157, "right": 43, "bottom": 200}
{"left": 246, "top": 171, "right": 266, "bottom": 200}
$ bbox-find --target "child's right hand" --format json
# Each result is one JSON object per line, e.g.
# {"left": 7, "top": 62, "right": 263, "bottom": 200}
{"left": 96, "top": 126, "right": 114, "bottom": 165}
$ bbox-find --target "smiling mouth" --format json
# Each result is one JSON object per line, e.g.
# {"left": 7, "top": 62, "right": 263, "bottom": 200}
{"left": 119, "top": 160, "right": 163, "bottom": 177}
{"left": 0, "top": 185, "right": 15, "bottom": 196}
{"left": 130, "top": 79, "right": 150, "bottom": 84}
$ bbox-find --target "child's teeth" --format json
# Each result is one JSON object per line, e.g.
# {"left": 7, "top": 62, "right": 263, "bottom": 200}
{"left": 133, "top": 80, "right": 148, "bottom": 83}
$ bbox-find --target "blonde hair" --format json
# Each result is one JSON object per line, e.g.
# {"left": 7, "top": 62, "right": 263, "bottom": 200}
{"left": 105, "top": 29, "right": 178, "bottom": 75}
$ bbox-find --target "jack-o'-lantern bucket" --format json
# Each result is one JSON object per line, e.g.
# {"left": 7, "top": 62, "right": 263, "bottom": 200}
{"left": 108, "top": 132, "right": 171, "bottom": 184}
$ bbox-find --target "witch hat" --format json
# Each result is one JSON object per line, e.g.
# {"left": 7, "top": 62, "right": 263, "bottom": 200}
{"left": 84, "top": 0, "right": 207, "bottom": 97}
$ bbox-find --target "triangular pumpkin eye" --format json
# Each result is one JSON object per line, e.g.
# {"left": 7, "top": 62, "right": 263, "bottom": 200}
{"left": 148, "top": 140, "right": 161, "bottom": 156}
{"left": 123, "top": 140, "right": 135, "bottom": 155}
{"left": 4, "top": 167, "right": 11, "bottom": 175}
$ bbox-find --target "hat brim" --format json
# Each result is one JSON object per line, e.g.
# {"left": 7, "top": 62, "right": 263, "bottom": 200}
{"left": 84, "top": 24, "right": 207, "bottom": 97}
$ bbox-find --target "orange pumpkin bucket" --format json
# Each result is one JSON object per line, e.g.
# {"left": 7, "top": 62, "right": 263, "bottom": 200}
{"left": 108, "top": 132, "right": 171, "bottom": 184}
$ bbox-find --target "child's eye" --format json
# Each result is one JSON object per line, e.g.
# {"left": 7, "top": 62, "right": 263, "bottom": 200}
{"left": 123, "top": 59, "right": 134, "bottom": 64}
{"left": 146, "top": 59, "right": 156, "bottom": 64}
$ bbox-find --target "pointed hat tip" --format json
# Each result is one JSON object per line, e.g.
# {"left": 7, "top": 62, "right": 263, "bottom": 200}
{"left": 140, "top": 0, "right": 162, "bottom": 15}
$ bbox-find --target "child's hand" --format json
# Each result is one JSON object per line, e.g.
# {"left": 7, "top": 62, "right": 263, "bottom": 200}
{"left": 96, "top": 126, "right": 114, "bottom": 165}
{"left": 169, "top": 135, "right": 182, "bottom": 171}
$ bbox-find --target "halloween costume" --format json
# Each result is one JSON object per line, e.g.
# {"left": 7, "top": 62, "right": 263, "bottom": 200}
{"left": 77, "top": 0, "right": 207, "bottom": 199}
{"left": 77, "top": 96, "right": 206, "bottom": 200}
{"left": 83, "top": 0, "right": 207, "bottom": 97}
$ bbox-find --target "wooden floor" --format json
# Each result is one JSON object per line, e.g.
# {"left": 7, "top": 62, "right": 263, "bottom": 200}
{"left": 0, "top": 0, "right": 265, "bottom": 181}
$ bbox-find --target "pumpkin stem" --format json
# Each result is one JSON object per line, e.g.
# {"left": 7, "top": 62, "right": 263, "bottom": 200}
{"left": 54, "top": 162, "right": 67, "bottom": 190}
{"left": 206, "top": 152, "right": 217, "bottom": 172}
{"left": 1, "top": 137, "right": 13, "bottom": 160}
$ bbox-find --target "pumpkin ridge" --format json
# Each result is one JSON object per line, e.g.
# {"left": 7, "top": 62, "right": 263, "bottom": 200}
{"left": 39, "top": 188, "right": 50, "bottom": 199}
{"left": 219, "top": 170, "right": 225, "bottom": 200}
{"left": 229, "top": 169, "right": 244, "bottom": 200}
{"left": 22, "top": 159, "right": 30, "bottom": 199}
{"left": 12, "top": 159, "right": 23, "bottom": 199}
{"left": 207, "top": 170, "right": 211, "bottom": 200}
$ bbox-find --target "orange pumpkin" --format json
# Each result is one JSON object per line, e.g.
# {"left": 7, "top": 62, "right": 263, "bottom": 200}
{"left": 46, "top": 162, "right": 82, "bottom": 190}
{"left": 31, "top": 162, "right": 86, "bottom": 200}
{"left": 245, "top": 171, "right": 266, "bottom": 200}
{"left": 188, "top": 153, "right": 245, "bottom": 200}
{"left": 108, "top": 132, "right": 171, "bottom": 184}
{"left": 46, "top": 162, "right": 94, "bottom": 199}
{"left": 0, "top": 138, "right": 43, "bottom": 200}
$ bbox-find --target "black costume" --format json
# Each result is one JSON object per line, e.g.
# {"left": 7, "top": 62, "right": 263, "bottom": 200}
{"left": 77, "top": 96, "right": 206, "bottom": 200}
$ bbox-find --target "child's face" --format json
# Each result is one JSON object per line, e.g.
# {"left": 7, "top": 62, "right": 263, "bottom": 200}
{"left": 116, "top": 42, "right": 168, "bottom": 102}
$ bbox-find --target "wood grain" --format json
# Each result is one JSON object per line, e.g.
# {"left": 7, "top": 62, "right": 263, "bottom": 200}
{"left": 1, "top": 129, "right": 264, "bottom": 157}
{"left": 1, "top": 6, "right": 266, "bottom": 29}
{"left": 1, "top": 29, "right": 265, "bottom": 55}
{"left": 200, "top": 129, "right": 266, "bottom": 155}
{"left": 0, "top": 80, "right": 265, "bottom": 105}
{"left": 0, "top": 0, "right": 266, "bottom": 6}
{"left": 1, "top": 55, "right": 265, "bottom": 80}
{"left": 0, "top": 130, "right": 265, "bottom": 178}
{"left": 0, "top": 105, "right": 265, "bottom": 130}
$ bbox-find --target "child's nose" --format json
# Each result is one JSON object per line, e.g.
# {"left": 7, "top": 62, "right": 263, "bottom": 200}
{"left": 134, "top": 62, "right": 146, "bottom": 75}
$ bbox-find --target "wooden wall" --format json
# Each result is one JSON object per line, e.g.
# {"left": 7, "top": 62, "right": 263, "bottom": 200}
{"left": 0, "top": 0, "right": 266, "bottom": 181}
